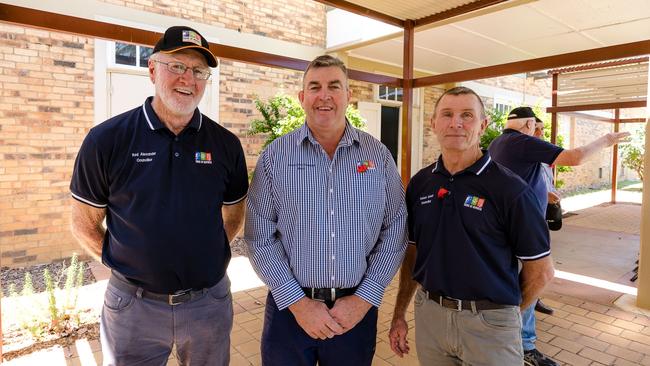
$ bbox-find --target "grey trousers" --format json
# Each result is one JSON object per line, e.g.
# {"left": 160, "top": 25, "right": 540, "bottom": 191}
{"left": 100, "top": 275, "right": 233, "bottom": 366}
{"left": 414, "top": 288, "right": 523, "bottom": 366}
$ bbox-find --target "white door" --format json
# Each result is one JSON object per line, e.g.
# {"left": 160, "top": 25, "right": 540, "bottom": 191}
{"left": 108, "top": 72, "right": 216, "bottom": 119}
{"left": 357, "top": 101, "right": 382, "bottom": 140}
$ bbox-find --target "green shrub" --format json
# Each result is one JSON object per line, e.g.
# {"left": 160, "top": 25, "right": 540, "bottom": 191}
{"left": 620, "top": 127, "right": 645, "bottom": 181}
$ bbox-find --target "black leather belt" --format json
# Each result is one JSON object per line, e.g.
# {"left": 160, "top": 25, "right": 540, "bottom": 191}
{"left": 109, "top": 273, "right": 208, "bottom": 306}
{"left": 426, "top": 290, "right": 510, "bottom": 311}
{"left": 302, "top": 287, "right": 357, "bottom": 302}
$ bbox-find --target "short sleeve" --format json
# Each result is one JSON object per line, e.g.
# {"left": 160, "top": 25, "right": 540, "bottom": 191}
{"left": 509, "top": 187, "right": 551, "bottom": 260}
{"left": 405, "top": 178, "right": 417, "bottom": 244}
{"left": 223, "top": 137, "right": 249, "bottom": 205}
{"left": 522, "top": 135, "right": 564, "bottom": 166}
{"left": 70, "top": 133, "right": 109, "bottom": 208}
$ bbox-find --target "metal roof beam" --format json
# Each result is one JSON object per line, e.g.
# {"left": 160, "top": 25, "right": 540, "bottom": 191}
{"left": 414, "top": 40, "right": 650, "bottom": 88}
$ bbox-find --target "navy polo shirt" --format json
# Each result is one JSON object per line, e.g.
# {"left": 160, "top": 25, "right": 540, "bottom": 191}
{"left": 70, "top": 97, "right": 248, "bottom": 293}
{"left": 406, "top": 152, "right": 550, "bottom": 306}
{"left": 488, "top": 129, "right": 563, "bottom": 210}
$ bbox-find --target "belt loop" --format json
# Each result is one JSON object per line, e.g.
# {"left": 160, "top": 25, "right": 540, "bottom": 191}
{"left": 311, "top": 288, "right": 315, "bottom": 299}
{"left": 470, "top": 301, "right": 477, "bottom": 314}
{"left": 136, "top": 287, "right": 144, "bottom": 299}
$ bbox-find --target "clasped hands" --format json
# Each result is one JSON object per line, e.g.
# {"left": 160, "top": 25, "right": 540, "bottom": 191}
{"left": 288, "top": 294, "right": 372, "bottom": 340}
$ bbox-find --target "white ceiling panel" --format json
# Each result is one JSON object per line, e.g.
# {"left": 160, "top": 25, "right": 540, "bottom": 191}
{"left": 530, "top": 0, "right": 650, "bottom": 31}
{"left": 339, "top": 0, "right": 650, "bottom": 76}
{"left": 451, "top": 5, "right": 572, "bottom": 45}
{"left": 583, "top": 18, "right": 650, "bottom": 45}
{"left": 512, "top": 32, "right": 602, "bottom": 57}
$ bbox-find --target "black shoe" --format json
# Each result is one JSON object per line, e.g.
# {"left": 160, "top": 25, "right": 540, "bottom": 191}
{"left": 524, "top": 349, "right": 558, "bottom": 366}
{"left": 535, "top": 299, "right": 554, "bottom": 315}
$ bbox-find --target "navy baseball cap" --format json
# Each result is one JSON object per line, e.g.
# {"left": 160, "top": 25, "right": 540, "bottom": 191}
{"left": 153, "top": 26, "right": 218, "bottom": 67}
{"left": 508, "top": 107, "right": 542, "bottom": 123}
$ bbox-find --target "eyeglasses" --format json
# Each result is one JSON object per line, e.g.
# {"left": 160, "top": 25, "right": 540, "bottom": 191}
{"left": 153, "top": 60, "right": 211, "bottom": 80}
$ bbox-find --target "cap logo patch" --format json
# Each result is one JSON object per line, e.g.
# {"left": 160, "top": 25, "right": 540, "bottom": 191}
{"left": 182, "top": 30, "right": 202, "bottom": 46}
{"left": 195, "top": 151, "right": 212, "bottom": 164}
{"left": 463, "top": 195, "right": 485, "bottom": 211}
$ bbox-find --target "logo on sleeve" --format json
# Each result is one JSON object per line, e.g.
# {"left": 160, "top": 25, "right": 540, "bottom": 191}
{"left": 463, "top": 195, "right": 485, "bottom": 211}
{"left": 195, "top": 151, "right": 212, "bottom": 164}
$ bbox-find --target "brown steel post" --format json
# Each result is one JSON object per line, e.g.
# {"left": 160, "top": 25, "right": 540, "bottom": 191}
{"left": 611, "top": 110, "right": 620, "bottom": 203}
{"left": 400, "top": 20, "right": 415, "bottom": 187}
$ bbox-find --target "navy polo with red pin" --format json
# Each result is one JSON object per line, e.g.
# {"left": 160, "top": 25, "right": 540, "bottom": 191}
{"left": 406, "top": 152, "right": 550, "bottom": 306}
{"left": 70, "top": 97, "right": 248, "bottom": 293}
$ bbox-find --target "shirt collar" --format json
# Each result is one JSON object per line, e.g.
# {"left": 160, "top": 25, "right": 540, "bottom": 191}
{"left": 142, "top": 96, "right": 203, "bottom": 132}
{"left": 432, "top": 150, "right": 492, "bottom": 176}
{"left": 502, "top": 128, "right": 520, "bottom": 135}
{"left": 296, "top": 119, "right": 360, "bottom": 147}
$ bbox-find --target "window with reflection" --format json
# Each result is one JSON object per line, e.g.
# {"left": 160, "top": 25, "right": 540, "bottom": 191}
{"left": 115, "top": 42, "right": 153, "bottom": 68}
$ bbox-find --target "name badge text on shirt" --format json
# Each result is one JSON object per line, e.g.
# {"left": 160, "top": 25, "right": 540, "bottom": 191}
{"left": 132, "top": 151, "right": 156, "bottom": 163}
{"left": 419, "top": 194, "right": 434, "bottom": 205}
{"left": 288, "top": 163, "right": 315, "bottom": 170}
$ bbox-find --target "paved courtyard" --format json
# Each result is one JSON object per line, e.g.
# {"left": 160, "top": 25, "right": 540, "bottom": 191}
{"left": 3, "top": 187, "right": 649, "bottom": 365}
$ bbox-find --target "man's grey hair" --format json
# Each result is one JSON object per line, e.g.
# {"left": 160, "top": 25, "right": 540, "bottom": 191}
{"left": 433, "top": 86, "right": 486, "bottom": 119}
{"left": 303, "top": 54, "right": 349, "bottom": 89}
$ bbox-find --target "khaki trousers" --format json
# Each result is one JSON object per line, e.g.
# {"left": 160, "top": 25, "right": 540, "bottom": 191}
{"left": 414, "top": 288, "right": 523, "bottom": 366}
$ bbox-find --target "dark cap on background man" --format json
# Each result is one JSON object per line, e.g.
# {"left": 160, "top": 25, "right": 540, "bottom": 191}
{"left": 508, "top": 106, "right": 542, "bottom": 123}
{"left": 153, "top": 26, "right": 218, "bottom": 67}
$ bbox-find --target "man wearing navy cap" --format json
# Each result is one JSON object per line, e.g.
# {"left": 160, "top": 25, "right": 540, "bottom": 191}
{"left": 70, "top": 26, "right": 247, "bottom": 365}
{"left": 489, "top": 106, "right": 629, "bottom": 366}
{"left": 389, "top": 86, "right": 554, "bottom": 365}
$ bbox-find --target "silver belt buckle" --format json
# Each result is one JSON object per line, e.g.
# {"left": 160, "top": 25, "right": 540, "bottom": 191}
{"left": 311, "top": 288, "right": 325, "bottom": 303}
{"left": 331, "top": 288, "right": 337, "bottom": 302}
{"left": 168, "top": 289, "right": 191, "bottom": 305}
{"left": 441, "top": 296, "right": 463, "bottom": 311}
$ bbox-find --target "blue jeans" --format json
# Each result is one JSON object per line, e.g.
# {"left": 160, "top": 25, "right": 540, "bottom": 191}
{"left": 521, "top": 303, "right": 536, "bottom": 351}
{"left": 100, "top": 274, "right": 233, "bottom": 366}
{"left": 261, "top": 292, "right": 378, "bottom": 366}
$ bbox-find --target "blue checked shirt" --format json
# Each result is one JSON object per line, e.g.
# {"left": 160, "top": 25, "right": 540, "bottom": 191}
{"left": 245, "top": 123, "right": 407, "bottom": 310}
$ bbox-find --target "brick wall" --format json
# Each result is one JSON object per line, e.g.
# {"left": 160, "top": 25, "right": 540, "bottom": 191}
{"left": 98, "top": 0, "right": 326, "bottom": 47}
{"left": 0, "top": 24, "right": 94, "bottom": 267}
{"left": 220, "top": 60, "right": 303, "bottom": 168}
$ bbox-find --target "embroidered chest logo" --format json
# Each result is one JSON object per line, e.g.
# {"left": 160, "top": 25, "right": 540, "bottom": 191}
{"left": 463, "top": 195, "right": 485, "bottom": 211}
{"left": 195, "top": 152, "right": 212, "bottom": 164}
{"left": 356, "top": 160, "right": 376, "bottom": 173}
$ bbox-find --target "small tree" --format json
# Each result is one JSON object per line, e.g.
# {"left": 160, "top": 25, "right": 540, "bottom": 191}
{"left": 248, "top": 94, "right": 366, "bottom": 149}
{"left": 620, "top": 127, "right": 645, "bottom": 181}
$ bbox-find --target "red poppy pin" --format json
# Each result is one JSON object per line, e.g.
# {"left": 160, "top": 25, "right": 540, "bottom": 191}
{"left": 437, "top": 187, "right": 449, "bottom": 199}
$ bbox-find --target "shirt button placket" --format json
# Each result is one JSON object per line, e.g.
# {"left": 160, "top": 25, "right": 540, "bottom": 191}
{"left": 328, "top": 162, "right": 335, "bottom": 286}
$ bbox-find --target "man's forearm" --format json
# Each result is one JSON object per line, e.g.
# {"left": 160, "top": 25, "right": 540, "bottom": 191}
{"left": 223, "top": 200, "right": 245, "bottom": 243}
{"left": 393, "top": 245, "right": 418, "bottom": 319}
{"left": 70, "top": 200, "right": 106, "bottom": 261}
{"left": 520, "top": 256, "right": 555, "bottom": 309}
